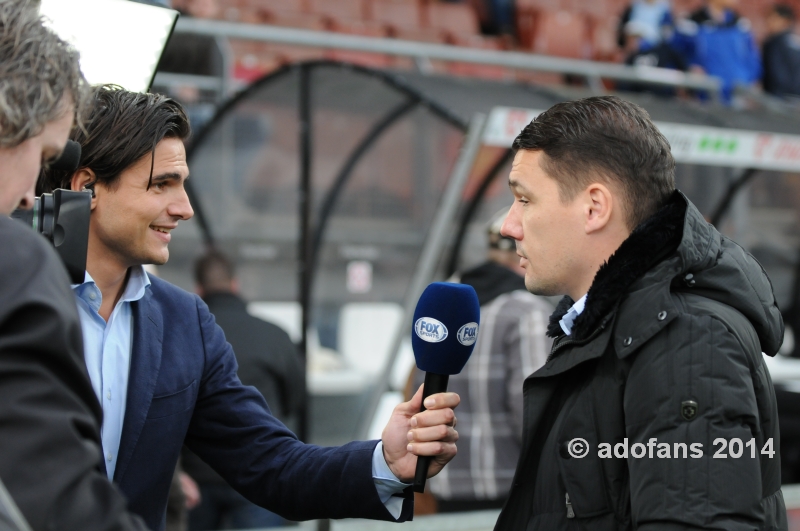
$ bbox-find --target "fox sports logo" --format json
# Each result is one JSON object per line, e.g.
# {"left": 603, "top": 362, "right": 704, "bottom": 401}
{"left": 415, "top": 317, "right": 448, "bottom": 343}
{"left": 456, "top": 322, "right": 478, "bottom": 346}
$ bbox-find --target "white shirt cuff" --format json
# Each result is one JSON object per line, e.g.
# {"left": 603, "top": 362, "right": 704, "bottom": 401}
{"left": 371, "top": 441, "right": 411, "bottom": 519}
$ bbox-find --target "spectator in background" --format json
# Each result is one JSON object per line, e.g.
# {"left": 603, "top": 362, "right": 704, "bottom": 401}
{"left": 673, "top": 0, "right": 760, "bottom": 103}
{"left": 617, "top": 0, "right": 674, "bottom": 51}
{"left": 618, "top": 20, "right": 687, "bottom": 95}
{"left": 413, "top": 208, "right": 552, "bottom": 513}
{"left": 183, "top": 250, "right": 305, "bottom": 530}
{"left": 763, "top": 4, "right": 800, "bottom": 98}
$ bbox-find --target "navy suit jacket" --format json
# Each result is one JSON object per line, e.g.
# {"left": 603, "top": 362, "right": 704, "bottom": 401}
{"left": 113, "top": 276, "right": 412, "bottom": 530}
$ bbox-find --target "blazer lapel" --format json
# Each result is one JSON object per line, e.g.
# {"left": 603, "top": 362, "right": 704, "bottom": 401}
{"left": 113, "top": 288, "right": 163, "bottom": 484}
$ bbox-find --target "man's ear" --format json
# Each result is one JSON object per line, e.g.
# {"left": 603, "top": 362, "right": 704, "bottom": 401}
{"left": 584, "top": 183, "right": 614, "bottom": 234}
{"left": 70, "top": 168, "right": 98, "bottom": 210}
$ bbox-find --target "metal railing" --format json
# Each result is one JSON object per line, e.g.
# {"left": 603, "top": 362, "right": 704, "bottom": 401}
{"left": 172, "top": 17, "right": 722, "bottom": 98}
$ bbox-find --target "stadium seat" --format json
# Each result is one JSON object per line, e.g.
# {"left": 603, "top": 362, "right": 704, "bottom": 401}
{"left": 590, "top": 15, "right": 620, "bottom": 62}
{"left": 426, "top": 2, "right": 481, "bottom": 39}
{"left": 248, "top": 0, "right": 305, "bottom": 16}
{"left": 370, "top": 0, "right": 423, "bottom": 33}
{"left": 268, "top": 13, "right": 327, "bottom": 31}
{"left": 308, "top": 0, "right": 367, "bottom": 24}
{"left": 532, "top": 10, "right": 591, "bottom": 59}
{"left": 328, "top": 19, "right": 388, "bottom": 37}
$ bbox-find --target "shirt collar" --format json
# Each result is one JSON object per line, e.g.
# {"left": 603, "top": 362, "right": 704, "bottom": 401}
{"left": 72, "top": 265, "right": 151, "bottom": 305}
{"left": 559, "top": 294, "right": 587, "bottom": 336}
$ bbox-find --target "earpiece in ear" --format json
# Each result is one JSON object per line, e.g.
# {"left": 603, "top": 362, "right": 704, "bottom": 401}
{"left": 83, "top": 179, "right": 96, "bottom": 198}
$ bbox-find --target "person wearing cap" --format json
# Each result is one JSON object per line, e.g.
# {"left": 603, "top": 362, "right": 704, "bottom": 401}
{"left": 412, "top": 208, "right": 553, "bottom": 513}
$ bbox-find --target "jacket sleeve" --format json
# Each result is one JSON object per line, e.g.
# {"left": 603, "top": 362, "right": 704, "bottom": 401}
{"left": 624, "top": 311, "right": 767, "bottom": 531}
{"left": 0, "top": 223, "right": 149, "bottom": 531}
{"left": 184, "top": 296, "right": 412, "bottom": 522}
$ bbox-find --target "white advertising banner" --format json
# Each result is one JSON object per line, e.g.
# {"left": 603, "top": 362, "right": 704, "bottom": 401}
{"left": 484, "top": 106, "right": 800, "bottom": 172}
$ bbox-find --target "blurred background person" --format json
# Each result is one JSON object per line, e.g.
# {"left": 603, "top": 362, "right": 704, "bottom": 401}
{"left": 763, "top": 3, "right": 800, "bottom": 99}
{"left": 183, "top": 249, "right": 305, "bottom": 530}
{"left": 618, "top": 19, "right": 687, "bottom": 95}
{"left": 412, "top": 208, "right": 552, "bottom": 513}
{"left": 673, "top": 0, "right": 760, "bottom": 103}
{"left": 617, "top": 0, "right": 674, "bottom": 52}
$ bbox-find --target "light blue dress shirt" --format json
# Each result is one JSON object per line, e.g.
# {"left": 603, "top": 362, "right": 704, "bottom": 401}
{"left": 559, "top": 294, "right": 587, "bottom": 336}
{"left": 73, "top": 266, "right": 409, "bottom": 515}
{"left": 72, "top": 266, "right": 150, "bottom": 480}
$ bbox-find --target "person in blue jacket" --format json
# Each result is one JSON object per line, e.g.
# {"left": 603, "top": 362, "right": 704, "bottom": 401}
{"left": 672, "top": 0, "right": 761, "bottom": 103}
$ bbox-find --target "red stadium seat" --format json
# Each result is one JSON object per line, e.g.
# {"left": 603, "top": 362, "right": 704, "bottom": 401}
{"left": 330, "top": 19, "right": 389, "bottom": 37}
{"left": 532, "top": 10, "right": 591, "bottom": 59}
{"left": 370, "top": 0, "right": 423, "bottom": 33}
{"left": 248, "top": 0, "right": 305, "bottom": 16}
{"left": 426, "top": 3, "right": 480, "bottom": 38}
{"left": 268, "top": 13, "right": 327, "bottom": 31}
{"left": 590, "top": 15, "right": 620, "bottom": 62}
{"left": 308, "top": 0, "right": 368, "bottom": 24}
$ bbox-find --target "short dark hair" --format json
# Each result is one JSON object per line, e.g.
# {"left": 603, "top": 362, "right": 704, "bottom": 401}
{"left": 0, "top": 0, "right": 89, "bottom": 147}
{"left": 195, "top": 249, "right": 235, "bottom": 294}
{"left": 44, "top": 84, "right": 190, "bottom": 191}
{"left": 773, "top": 4, "right": 795, "bottom": 21}
{"left": 512, "top": 96, "right": 675, "bottom": 229}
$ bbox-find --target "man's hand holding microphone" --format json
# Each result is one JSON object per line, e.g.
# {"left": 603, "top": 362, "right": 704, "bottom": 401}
{"left": 380, "top": 282, "right": 480, "bottom": 485}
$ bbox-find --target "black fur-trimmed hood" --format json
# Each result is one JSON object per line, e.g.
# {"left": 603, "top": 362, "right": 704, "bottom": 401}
{"left": 546, "top": 190, "right": 784, "bottom": 356}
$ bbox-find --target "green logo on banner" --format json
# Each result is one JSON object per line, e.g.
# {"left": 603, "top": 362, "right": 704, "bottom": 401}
{"left": 698, "top": 136, "right": 738, "bottom": 154}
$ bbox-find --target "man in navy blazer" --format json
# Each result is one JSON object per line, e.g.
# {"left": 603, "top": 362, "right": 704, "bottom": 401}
{"left": 45, "top": 85, "right": 461, "bottom": 531}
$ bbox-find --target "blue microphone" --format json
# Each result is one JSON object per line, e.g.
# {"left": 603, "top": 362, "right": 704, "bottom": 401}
{"left": 411, "top": 282, "right": 480, "bottom": 493}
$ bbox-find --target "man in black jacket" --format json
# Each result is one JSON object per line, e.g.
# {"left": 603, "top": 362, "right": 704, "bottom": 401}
{"left": 0, "top": 1, "right": 148, "bottom": 529}
{"left": 495, "top": 96, "right": 785, "bottom": 530}
{"left": 762, "top": 4, "right": 800, "bottom": 98}
{"left": 184, "top": 249, "right": 305, "bottom": 529}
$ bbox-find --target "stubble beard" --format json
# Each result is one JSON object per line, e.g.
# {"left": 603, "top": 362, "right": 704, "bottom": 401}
{"left": 524, "top": 269, "right": 564, "bottom": 297}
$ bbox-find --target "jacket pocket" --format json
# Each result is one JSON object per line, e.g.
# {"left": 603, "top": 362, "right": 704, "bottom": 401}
{"left": 147, "top": 380, "right": 197, "bottom": 419}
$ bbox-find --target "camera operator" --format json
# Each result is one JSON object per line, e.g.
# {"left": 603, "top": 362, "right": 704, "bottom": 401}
{"left": 0, "top": 1, "right": 148, "bottom": 529}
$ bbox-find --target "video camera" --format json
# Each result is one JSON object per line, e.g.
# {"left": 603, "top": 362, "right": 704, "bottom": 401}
{"left": 11, "top": 140, "right": 91, "bottom": 284}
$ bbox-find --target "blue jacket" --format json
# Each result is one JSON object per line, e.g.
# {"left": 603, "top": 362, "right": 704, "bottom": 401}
{"left": 113, "top": 276, "right": 411, "bottom": 530}
{"left": 672, "top": 8, "right": 761, "bottom": 102}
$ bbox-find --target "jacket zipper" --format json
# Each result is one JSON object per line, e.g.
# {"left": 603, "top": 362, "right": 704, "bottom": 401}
{"left": 565, "top": 492, "right": 575, "bottom": 519}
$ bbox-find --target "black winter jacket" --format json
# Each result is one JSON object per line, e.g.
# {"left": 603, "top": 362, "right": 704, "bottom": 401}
{"left": 495, "top": 191, "right": 787, "bottom": 531}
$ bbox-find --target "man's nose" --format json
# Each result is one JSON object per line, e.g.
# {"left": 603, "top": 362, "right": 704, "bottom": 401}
{"left": 171, "top": 189, "right": 194, "bottom": 220}
{"left": 17, "top": 182, "right": 36, "bottom": 210}
{"left": 500, "top": 204, "right": 522, "bottom": 241}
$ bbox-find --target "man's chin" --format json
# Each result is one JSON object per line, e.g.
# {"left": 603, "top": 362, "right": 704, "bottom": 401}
{"left": 524, "top": 274, "right": 562, "bottom": 297}
{"left": 144, "top": 248, "right": 169, "bottom": 267}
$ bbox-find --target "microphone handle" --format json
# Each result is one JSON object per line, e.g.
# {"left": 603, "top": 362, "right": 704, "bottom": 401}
{"left": 413, "top": 371, "right": 450, "bottom": 493}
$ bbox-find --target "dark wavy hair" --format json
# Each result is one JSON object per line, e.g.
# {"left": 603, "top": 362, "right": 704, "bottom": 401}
{"left": 513, "top": 96, "right": 675, "bottom": 229}
{"left": 43, "top": 84, "right": 190, "bottom": 192}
